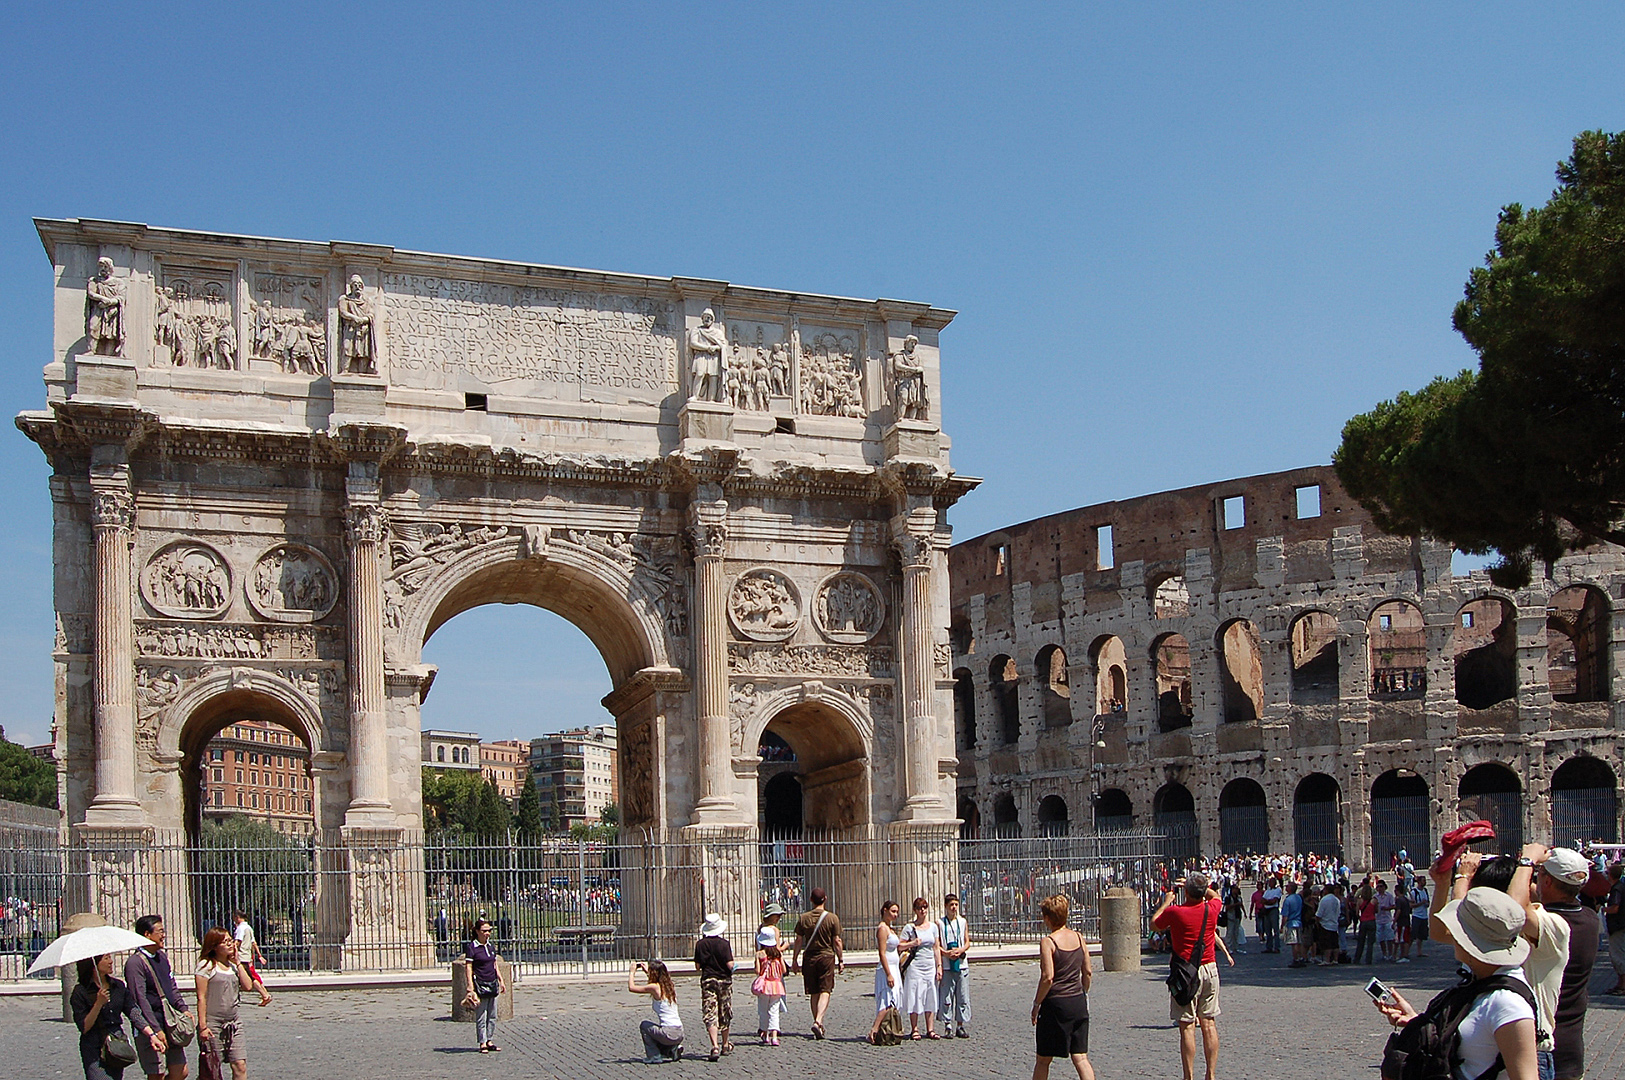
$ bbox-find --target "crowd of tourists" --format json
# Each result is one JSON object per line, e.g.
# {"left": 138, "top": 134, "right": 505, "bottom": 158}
{"left": 68, "top": 910, "right": 272, "bottom": 1080}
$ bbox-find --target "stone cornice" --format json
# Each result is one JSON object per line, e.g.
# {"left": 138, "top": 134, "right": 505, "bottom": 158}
{"left": 35, "top": 218, "right": 957, "bottom": 328}
{"left": 17, "top": 411, "right": 979, "bottom": 507}
{"left": 602, "top": 665, "right": 690, "bottom": 715}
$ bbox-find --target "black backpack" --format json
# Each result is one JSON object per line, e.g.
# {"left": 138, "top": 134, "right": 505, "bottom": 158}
{"left": 1380, "top": 974, "right": 1539, "bottom": 1080}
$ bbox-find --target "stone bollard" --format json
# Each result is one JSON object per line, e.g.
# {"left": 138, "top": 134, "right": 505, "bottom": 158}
{"left": 451, "top": 957, "right": 514, "bottom": 1023}
{"left": 59, "top": 912, "right": 110, "bottom": 1023}
{"left": 1098, "top": 887, "right": 1141, "bottom": 972}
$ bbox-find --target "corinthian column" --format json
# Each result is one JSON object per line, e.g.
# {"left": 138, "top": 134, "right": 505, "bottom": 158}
{"left": 85, "top": 481, "right": 142, "bottom": 823}
{"left": 894, "top": 511, "right": 943, "bottom": 819}
{"left": 688, "top": 498, "right": 735, "bottom": 823}
{"left": 344, "top": 496, "right": 392, "bottom": 826}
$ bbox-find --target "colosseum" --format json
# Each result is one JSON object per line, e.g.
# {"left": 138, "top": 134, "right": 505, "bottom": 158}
{"left": 947, "top": 464, "right": 1625, "bottom": 869}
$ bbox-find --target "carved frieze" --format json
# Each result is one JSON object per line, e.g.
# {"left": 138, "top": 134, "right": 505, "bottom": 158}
{"left": 727, "top": 568, "right": 802, "bottom": 641}
{"left": 249, "top": 273, "right": 328, "bottom": 374}
{"left": 620, "top": 720, "right": 654, "bottom": 826}
{"left": 724, "top": 320, "right": 791, "bottom": 412}
{"left": 384, "top": 273, "right": 677, "bottom": 398}
{"left": 728, "top": 642, "right": 894, "bottom": 678}
{"left": 387, "top": 521, "right": 510, "bottom": 593}
{"left": 799, "top": 327, "right": 864, "bottom": 417}
{"left": 932, "top": 641, "right": 952, "bottom": 680}
{"left": 249, "top": 544, "right": 338, "bottom": 623}
{"left": 141, "top": 542, "right": 231, "bottom": 619}
{"left": 154, "top": 265, "right": 236, "bottom": 368}
{"left": 135, "top": 621, "right": 324, "bottom": 660}
{"left": 812, "top": 571, "right": 885, "bottom": 644}
{"left": 134, "top": 666, "right": 183, "bottom": 754}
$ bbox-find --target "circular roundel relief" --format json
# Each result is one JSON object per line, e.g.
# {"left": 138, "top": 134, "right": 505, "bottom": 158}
{"left": 248, "top": 543, "right": 339, "bottom": 623}
{"left": 812, "top": 571, "right": 886, "bottom": 644}
{"left": 727, "top": 568, "right": 803, "bottom": 642}
{"left": 141, "top": 541, "right": 232, "bottom": 619}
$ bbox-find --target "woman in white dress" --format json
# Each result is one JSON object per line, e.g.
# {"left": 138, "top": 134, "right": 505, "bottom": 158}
{"left": 867, "top": 901, "right": 902, "bottom": 1044}
{"left": 898, "top": 896, "right": 942, "bottom": 1039}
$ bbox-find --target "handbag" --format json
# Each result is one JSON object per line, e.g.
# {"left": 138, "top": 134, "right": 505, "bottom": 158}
{"left": 197, "top": 1042, "right": 224, "bottom": 1080}
{"left": 1165, "top": 897, "right": 1212, "bottom": 1007}
{"left": 898, "top": 927, "right": 917, "bottom": 973}
{"left": 874, "top": 1005, "right": 907, "bottom": 1045}
{"left": 101, "top": 1031, "right": 138, "bottom": 1069}
{"left": 135, "top": 952, "right": 196, "bottom": 1047}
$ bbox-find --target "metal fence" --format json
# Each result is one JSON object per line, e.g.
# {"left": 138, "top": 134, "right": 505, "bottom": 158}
{"left": 0, "top": 825, "right": 1194, "bottom": 980}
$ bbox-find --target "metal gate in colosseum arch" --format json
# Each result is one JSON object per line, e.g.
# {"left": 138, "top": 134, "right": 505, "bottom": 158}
{"left": 21, "top": 219, "right": 975, "bottom": 970}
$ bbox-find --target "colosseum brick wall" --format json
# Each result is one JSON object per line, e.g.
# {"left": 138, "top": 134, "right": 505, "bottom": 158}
{"left": 947, "top": 464, "right": 1625, "bottom": 868}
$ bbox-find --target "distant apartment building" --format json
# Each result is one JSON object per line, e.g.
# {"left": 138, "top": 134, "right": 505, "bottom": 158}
{"left": 481, "top": 739, "right": 528, "bottom": 801}
{"left": 421, "top": 729, "right": 481, "bottom": 771}
{"left": 199, "top": 719, "right": 315, "bottom": 835}
{"left": 530, "top": 726, "right": 618, "bottom": 827}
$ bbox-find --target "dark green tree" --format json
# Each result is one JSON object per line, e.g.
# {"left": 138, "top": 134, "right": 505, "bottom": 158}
{"left": 598, "top": 802, "right": 620, "bottom": 826}
{"left": 513, "top": 772, "right": 544, "bottom": 836}
{"left": 0, "top": 735, "right": 57, "bottom": 808}
{"left": 1335, "top": 130, "right": 1625, "bottom": 586}
{"left": 451, "top": 778, "right": 511, "bottom": 837}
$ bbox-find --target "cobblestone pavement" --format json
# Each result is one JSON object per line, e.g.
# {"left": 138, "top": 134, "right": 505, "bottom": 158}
{"left": 7, "top": 943, "right": 1623, "bottom": 1079}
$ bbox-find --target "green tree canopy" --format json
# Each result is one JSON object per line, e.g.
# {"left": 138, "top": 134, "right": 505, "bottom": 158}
{"left": 513, "top": 771, "right": 543, "bottom": 836}
{"left": 0, "top": 735, "right": 57, "bottom": 808}
{"left": 1335, "top": 130, "right": 1625, "bottom": 586}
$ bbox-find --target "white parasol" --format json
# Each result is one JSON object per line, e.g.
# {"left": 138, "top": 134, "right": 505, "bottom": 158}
{"left": 26, "top": 926, "right": 157, "bottom": 975}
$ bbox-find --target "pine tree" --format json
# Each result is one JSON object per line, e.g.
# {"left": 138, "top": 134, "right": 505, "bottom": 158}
{"left": 514, "top": 772, "right": 544, "bottom": 836}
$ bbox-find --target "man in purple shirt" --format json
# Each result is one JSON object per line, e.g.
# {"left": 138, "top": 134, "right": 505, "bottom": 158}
{"left": 124, "top": 914, "right": 194, "bottom": 1080}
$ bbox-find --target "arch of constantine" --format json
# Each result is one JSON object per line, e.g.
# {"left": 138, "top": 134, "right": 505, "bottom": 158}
{"left": 949, "top": 465, "right": 1625, "bottom": 866}
{"left": 18, "top": 218, "right": 975, "bottom": 965}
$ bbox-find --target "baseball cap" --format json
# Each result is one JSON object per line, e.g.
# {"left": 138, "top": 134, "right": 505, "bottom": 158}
{"left": 1542, "top": 847, "right": 1591, "bottom": 886}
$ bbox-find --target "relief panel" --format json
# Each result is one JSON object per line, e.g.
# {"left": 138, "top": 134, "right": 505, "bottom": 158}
{"left": 724, "top": 318, "right": 792, "bottom": 413}
{"left": 249, "top": 543, "right": 339, "bottom": 623}
{"left": 141, "top": 542, "right": 231, "bottom": 619}
{"left": 812, "top": 571, "right": 885, "bottom": 644}
{"left": 727, "top": 568, "right": 802, "bottom": 642}
{"left": 797, "top": 323, "right": 865, "bottom": 417}
{"left": 382, "top": 273, "right": 678, "bottom": 402}
{"left": 154, "top": 264, "right": 237, "bottom": 369}
{"left": 248, "top": 272, "right": 329, "bottom": 374}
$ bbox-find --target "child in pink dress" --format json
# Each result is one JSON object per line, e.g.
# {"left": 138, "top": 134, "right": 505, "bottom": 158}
{"left": 752, "top": 941, "right": 787, "bottom": 1045}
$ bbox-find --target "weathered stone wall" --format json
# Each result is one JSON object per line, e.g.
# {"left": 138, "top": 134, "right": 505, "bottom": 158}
{"left": 949, "top": 465, "right": 1625, "bottom": 866}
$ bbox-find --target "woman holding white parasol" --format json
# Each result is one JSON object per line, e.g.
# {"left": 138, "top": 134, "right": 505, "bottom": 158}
{"left": 29, "top": 924, "right": 160, "bottom": 1080}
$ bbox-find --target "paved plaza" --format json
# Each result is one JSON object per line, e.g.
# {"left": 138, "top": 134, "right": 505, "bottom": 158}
{"left": 8, "top": 943, "right": 1624, "bottom": 1080}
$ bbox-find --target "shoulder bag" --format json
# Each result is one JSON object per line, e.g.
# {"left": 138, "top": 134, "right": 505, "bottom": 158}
{"left": 135, "top": 952, "right": 196, "bottom": 1047}
{"left": 1165, "top": 898, "right": 1211, "bottom": 1007}
{"left": 101, "top": 1030, "right": 138, "bottom": 1070}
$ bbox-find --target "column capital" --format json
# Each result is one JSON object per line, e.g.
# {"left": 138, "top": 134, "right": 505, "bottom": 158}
{"left": 890, "top": 507, "right": 938, "bottom": 569}
{"left": 687, "top": 499, "right": 729, "bottom": 560}
{"left": 90, "top": 486, "right": 135, "bottom": 531}
{"left": 344, "top": 503, "right": 387, "bottom": 547}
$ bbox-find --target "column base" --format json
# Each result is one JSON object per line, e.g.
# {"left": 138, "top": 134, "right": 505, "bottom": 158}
{"left": 83, "top": 796, "right": 147, "bottom": 827}
{"left": 343, "top": 802, "right": 396, "bottom": 829}
{"left": 891, "top": 795, "right": 951, "bottom": 823}
{"left": 688, "top": 795, "right": 744, "bottom": 826}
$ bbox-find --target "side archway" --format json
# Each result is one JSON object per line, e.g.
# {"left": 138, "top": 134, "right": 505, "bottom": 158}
{"left": 1094, "top": 788, "right": 1133, "bottom": 833}
{"left": 1036, "top": 794, "right": 1070, "bottom": 837}
{"left": 1153, "top": 782, "right": 1199, "bottom": 860}
{"left": 1289, "top": 610, "right": 1340, "bottom": 705}
{"left": 1369, "top": 769, "right": 1430, "bottom": 869}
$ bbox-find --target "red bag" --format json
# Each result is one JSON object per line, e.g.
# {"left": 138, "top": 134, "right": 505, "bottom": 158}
{"left": 1431, "top": 820, "right": 1496, "bottom": 875}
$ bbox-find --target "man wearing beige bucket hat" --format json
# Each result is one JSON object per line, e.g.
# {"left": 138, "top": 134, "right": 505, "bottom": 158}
{"left": 1376, "top": 886, "right": 1539, "bottom": 1080}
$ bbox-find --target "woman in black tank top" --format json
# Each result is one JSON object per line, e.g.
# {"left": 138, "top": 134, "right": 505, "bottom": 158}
{"left": 1030, "top": 893, "right": 1096, "bottom": 1080}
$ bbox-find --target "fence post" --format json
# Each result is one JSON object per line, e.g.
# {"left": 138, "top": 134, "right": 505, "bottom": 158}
{"left": 578, "top": 836, "right": 588, "bottom": 976}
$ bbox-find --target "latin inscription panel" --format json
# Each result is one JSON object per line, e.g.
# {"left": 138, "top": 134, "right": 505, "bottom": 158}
{"left": 383, "top": 272, "right": 680, "bottom": 403}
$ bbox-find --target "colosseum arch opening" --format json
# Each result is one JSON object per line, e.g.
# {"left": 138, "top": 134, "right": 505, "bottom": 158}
{"left": 1368, "top": 600, "right": 1427, "bottom": 699}
{"left": 1035, "top": 644, "right": 1071, "bottom": 729}
{"left": 1293, "top": 773, "right": 1343, "bottom": 859}
{"left": 990, "top": 654, "right": 1021, "bottom": 745}
{"left": 1218, "top": 777, "right": 1269, "bottom": 854}
{"left": 1369, "top": 769, "right": 1429, "bottom": 869}
{"left": 1152, "top": 634, "right": 1194, "bottom": 732}
{"left": 952, "top": 668, "right": 977, "bottom": 751}
{"left": 1454, "top": 597, "right": 1518, "bottom": 710}
{"left": 1090, "top": 635, "right": 1128, "bottom": 716}
{"left": 1036, "top": 794, "right": 1070, "bottom": 837}
{"left": 1550, "top": 755, "right": 1618, "bottom": 844}
{"left": 1153, "top": 782, "right": 1198, "bottom": 860}
{"left": 1094, "top": 788, "right": 1133, "bottom": 833}
{"left": 1289, "top": 610, "right": 1340, "bottom": 705}
{"left": 1547, "top": 586, "right": 1610, "bottom": 705}
{"left": 1217, "top": 620, "right": 1263, "bottom": 724}
{"left": 1457, "top": 763, "right": 1523, "bottom": 852}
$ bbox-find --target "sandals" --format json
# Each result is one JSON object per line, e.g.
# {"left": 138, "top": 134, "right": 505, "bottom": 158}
{"left": 926, "top": 1031, "right": 942, "bottom": 1040}
{"left": 911, "top": 1032, "right": 922, "bottom": 1040}
{"left": 811, "top": 1022, "right": 825, "bottom": 1040}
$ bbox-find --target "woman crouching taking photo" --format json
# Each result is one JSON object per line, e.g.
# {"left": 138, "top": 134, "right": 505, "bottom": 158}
{"left": 628, "top": 959, "right": 684, "bottom": 1063}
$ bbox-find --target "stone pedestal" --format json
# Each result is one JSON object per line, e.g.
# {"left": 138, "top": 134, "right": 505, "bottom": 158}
{"left": 883, "top": 419, "right": 941, "bottom": 461}
{"left": 1098, "top": 887, "right": 1141, "bottom": 971}
{"left": 885, "top": 821, "right": 958, "bottom": 909}
{"left": 330, "top": 373, "right": 387, "bottom": 421}
{"left": 679, "top": 824, "right": 760, "bottom": 957}
{"left": 342, "top": 827, "right": 435, "bottom": 970}
{"left": 72, "top": 356, "right": 138, "bottom": 402}
{"left": 451, "top": 957, "right": 514, "bottom": 1022}
{"left": 679, "top": 399, "right": 734, "bottom": 444}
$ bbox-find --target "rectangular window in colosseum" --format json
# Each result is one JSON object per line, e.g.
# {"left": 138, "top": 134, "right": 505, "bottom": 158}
{"left": 1222, "top": 495, "right": 1245, "bottom": 530}
{"left": 1095, "top": 525, "right": 1114, "bottom": 569}
{"left": 1296, "top": 484, "right": 1321, "bottom": 518}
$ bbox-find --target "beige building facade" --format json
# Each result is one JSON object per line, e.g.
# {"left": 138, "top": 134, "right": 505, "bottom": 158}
{"left": 21, "top": 218, "right": 973, "bottom": 961}
{"left": 530, "top": 725, "right": 617, "bottom": 826}
{"left": 948, "top": 465, "right": 1625, "bottom": 867}
{"left": 480, "top": 739, "right": 527, "bottom": 801}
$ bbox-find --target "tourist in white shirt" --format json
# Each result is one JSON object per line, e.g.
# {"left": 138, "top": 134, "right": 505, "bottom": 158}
{"left": 1375, "top": 886, "right": 1538, "bottom": 1080}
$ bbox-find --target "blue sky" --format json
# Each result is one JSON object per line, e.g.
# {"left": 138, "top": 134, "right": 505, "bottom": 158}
{"left": 1, "top": 4, "right": 1619, "bottom": 746}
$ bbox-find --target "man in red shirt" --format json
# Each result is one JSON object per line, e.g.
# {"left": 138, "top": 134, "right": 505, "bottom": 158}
{"left": 1152, "top": 871, "right": 1235, "bottom": 1080}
